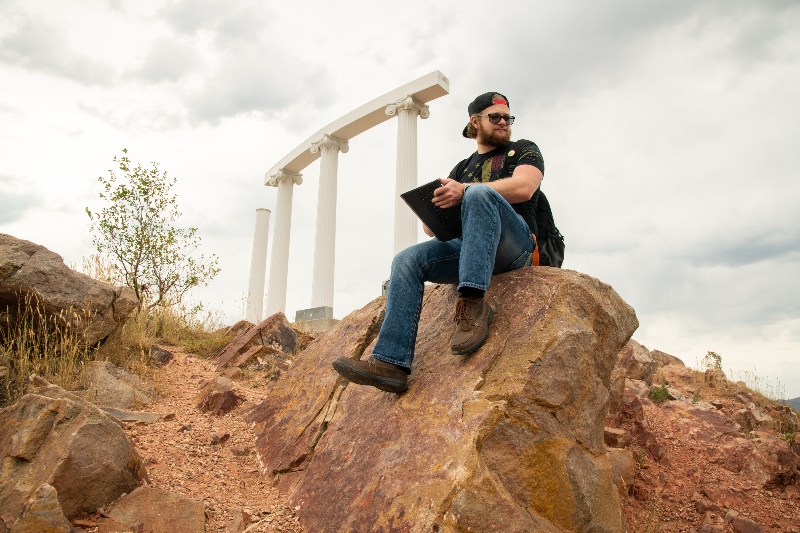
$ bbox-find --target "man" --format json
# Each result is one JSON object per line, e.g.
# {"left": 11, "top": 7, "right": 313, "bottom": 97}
{"left": 332, "top": 92, "right": 544, "bottom": 393}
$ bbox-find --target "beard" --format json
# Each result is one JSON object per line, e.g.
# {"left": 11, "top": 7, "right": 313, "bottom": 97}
{"left": 477, "top": 122, "right": 511, "bottom": 147}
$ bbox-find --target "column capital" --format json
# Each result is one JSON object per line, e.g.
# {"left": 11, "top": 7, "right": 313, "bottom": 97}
{"left": 385, "top": 95, "right": 430, "bottom": 119}
{"left": 310, "top": 134, "right": 349, "bottom": 154}
{"left": 266, "top": 168, "right": 303, "bottom": 187}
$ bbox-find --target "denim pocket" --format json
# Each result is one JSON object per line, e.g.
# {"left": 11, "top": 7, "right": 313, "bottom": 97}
{"left": 509, "top": 250, "right": 532, "bottom": 271}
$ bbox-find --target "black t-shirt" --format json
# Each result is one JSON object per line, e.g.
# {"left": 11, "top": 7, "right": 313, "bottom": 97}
{"left": 448, "top": 140, "right": 545, "bottom": 237}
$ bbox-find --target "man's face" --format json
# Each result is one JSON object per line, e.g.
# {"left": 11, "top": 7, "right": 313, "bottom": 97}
{"left": 473, "top": 103, "right": 512, "bottom": 147}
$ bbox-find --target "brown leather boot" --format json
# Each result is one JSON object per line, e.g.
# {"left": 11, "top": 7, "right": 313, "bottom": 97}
{"left": 332, "top": 357, "right": 408, "bottom": 393}
{"left": 450, "top": 295, "right": 493, "bottom": 355}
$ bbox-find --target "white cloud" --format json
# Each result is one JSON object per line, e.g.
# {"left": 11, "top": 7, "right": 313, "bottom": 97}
{"left": 131, "top": 36, "right": 200, "bottom": 83}
{"left": 0, "top": 13, "right": 115, "bottom": 84}
{"left": 0, "top": 175, "right": 36, "bottom": 224}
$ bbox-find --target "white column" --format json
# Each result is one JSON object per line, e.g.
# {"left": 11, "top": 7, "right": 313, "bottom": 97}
{"left": 386, "top": 95, "right": 430, "bottom": 255}
{"left": 265, "top": 169, "right": 303, "bottom": 317}
{"left": 309, "top": 134, "right": 349, "bottom": 309}
{"left": 245, "top": 208, "right": 271, "bottom": 323}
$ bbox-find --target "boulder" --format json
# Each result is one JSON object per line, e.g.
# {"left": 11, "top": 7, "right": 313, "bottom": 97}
{"left": 215, "top": 313, "right": 298, "bottom": 371}
{"left": 660, "top": 362, "right": 698, "bottom": 392}
{"left": 731, "top": 516, "right": 764, "bottom": 533}
{"left": 608, "top": 448, "right": 635, "bottom": 494}
{"left": 704, "top": 368, "right": 728, "bottom": 390}
{"left": 149, "top": 345, "right": 174, "bottom": 367}
{"left": 8, "top": 484, "right": 73, "bottom": 533}
{"left": 196, "top": 376, "right": 243, "bottom": 416}
{"left": 249, "top": 267, "right": 638, "bottom": 532}
{"left": 100, "top": 486, "right": 205, "bottom": 533}
{"left": 616, "top": 339, "right": 658, "bottom": 385}
{"left": 604, "top": 426, "right": 630, "bottom": 448}
{"left": 0, "top": 234, "right": 137, "bottom": 346}
{"left": 78, "top": 361, "right": 160, "bottom": 409}
{"left": 651, "top": 349, "right": 685, "bottom": 368}
{"left": 625, "top": 378, "right": 650, "bottom": 399}
{"left": 606, "top": 367, "right": 627, "bottom": 417}
{"left": 0, "top": 377, "right": 147, "bottom": 524}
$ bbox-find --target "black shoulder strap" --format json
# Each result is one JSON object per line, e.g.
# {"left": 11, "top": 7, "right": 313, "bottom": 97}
{"left": 500, "top": 139, "right": 528, "bottom": 178}
{"left": 449, "top": 153, "right": 474, "bottom": 181}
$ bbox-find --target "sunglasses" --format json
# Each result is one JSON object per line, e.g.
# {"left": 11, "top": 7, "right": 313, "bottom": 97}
{"left": 476, "top": 113, "right": 515, "bottom": 125}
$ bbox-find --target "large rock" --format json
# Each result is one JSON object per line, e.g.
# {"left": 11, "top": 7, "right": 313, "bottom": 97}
{"left": 195, "top": 376, "right": 243, "bottom": 416}
{"left": 99, "top": 486, "right": 205, "bottom": 533}
{"left": 0, "top": 234, "right": 138, "bottom": 346}
{"left": 249, "top": 267, "right": 638, "bottom": 532}
{"left": 78, "top": 360, "right": 160, "bottom": 409}
{"left": 215, "top": 312, "right": 299, "bottom": 371}
{"left": 616, "top": 338, "right": 658, "bottom": 385}
{"left": 0, "top": 377, "right": 147, "bottom": 524}
{"left": 8, "top": 484, "right": 73, "bottom": 533}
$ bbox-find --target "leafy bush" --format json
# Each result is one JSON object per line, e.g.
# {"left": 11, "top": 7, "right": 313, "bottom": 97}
{"left": 86, "top": 149, "right": 219, "bottom": 309}
{"left": 649, "top": 385, "right": 669, "bottom": 404}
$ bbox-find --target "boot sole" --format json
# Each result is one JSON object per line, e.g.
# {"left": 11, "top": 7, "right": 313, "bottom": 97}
{"left": 332, "top": 359, "right": 408, "bottom": 393}
{"left": 451, "top": 307, "right": 494, "bottom": 356}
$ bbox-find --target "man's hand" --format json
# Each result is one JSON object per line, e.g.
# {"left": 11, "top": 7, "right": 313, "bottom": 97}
{"left": 422, "top": 223, "right": 434, "bottom": 238}
{"left": 432, "top": 178, "right": 464, "bottom": 209}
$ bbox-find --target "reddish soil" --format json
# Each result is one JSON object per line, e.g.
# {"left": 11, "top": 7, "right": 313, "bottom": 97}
{"left": 76, "top": 348, "right": 304, "bottom": 533}
{"left": 618, "top": 392, "right": 800, "bottom": 533}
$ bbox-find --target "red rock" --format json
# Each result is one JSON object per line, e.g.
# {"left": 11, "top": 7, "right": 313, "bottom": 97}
{"left": 195, "top": 377, "right": 244, "bottom": 416}
{"left": 8, "top": 484, "right": 71, "bottom": 533}
{"left": 102, "top": 486, "right": 204, "bottom": 533}
{"left": 651, "top": 349, "right": 684, "bottom": 368}
{"left": 616, "top": 339, "right": 657, "bottom": 385}
{"left": 210, "top": 432, "right": 230, "bottom": 445}
{"left": 0, "top": 378, "right": 147, "bottom": 524}
{"left": 215, "top": 313, "right": 298, "bottom": 370}
{"left": 249, "top": 268, "right": 638, "bottom": 532}
{"left": 731, "top": 516, "right": 764, "bottom": 533}
{"left": 704, "top": 368, "right": 728, "bottom": 390}
{"left": 604, "top": 426, "right": 630, "bottom": 448}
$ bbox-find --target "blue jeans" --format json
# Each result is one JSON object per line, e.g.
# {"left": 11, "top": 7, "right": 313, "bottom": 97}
{"left": 372, "top": 185, "right": 535, "bottom": 371}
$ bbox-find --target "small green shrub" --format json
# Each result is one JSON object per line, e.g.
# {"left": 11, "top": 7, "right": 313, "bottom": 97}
{"left": 650, "top": 385, "right": 669, "bottom": 404}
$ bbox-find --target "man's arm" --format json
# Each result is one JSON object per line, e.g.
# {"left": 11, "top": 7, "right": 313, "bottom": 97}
{"left": 432, "top": 164, "right": 543, "bottom": 209}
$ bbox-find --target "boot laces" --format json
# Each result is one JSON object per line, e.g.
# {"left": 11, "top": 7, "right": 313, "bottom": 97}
{"left": 454, "top": 298, "right": 473, "bottom": 331}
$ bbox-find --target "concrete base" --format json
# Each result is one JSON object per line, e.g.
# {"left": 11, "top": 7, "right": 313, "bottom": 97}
{"left": 294, "top": 306, "right": 338, "bottom": 332}
{"left": 293, "top": 317, "right": 340, "bottom": 332}
{"left": 295, "top": 306, "right": 334, "bottom": 321}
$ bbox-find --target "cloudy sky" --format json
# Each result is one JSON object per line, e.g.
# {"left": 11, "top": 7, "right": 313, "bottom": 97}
{"left": 1, "top": 0, "right": 798, "bottom": 397}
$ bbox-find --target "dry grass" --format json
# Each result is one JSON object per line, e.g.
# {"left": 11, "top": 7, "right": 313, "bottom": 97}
{"left": 0, "top": 293, "right": 92, "bottom": 406}
{"left": 1, "top": 255, "right": 231, "bottom": 407}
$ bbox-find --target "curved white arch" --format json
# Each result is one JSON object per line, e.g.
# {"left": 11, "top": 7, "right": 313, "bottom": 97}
{"left": 264, "top": 70, "right": 449, "bottom": 181}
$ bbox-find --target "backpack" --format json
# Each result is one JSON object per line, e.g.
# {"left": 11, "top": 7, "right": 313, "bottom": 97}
{"left": 453, "top": 139, "right": 565, "bottom": 268}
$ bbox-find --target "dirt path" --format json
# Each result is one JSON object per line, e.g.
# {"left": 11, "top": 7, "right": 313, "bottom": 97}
{"left": 117, "top": 348, "right": 303, "bottom": 533}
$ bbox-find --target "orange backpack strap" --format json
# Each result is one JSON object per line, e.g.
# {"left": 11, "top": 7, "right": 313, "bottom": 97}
{"left": 532, "top": 233, "right": 540, "bottom": 266}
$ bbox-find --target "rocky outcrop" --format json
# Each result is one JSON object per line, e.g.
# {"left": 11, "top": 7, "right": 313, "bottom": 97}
{"left": 605, "top": 345, "right": 800, "bottom": 532}
{"left": 617, "top": 339, "right": 658, "bottom": 385}
{"left": 78, "top": 361, "right": 160, "bottom": 409}
{"left": 0, "top": 377, "right": 147, "bottom": 525}
{"left": 249, "top": 267, "right": 638, "bottom": 532}
{"left": 215, "top": 313, "right": 299, "bottom": 370}
{"left": 0, "top": 234, "right": 138, "bottom": 346}
{"left": 7, "top": 484, "right": 73, "bottom": 533}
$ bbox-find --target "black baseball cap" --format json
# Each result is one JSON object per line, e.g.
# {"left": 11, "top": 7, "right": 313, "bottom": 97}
{"left": 462, "top": 92, "right": 510, "bottom": 138}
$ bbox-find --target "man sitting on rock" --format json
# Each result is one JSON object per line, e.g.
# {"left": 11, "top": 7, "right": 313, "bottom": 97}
{"left": 333, "top": 91, "right": 545, "bottom": 393}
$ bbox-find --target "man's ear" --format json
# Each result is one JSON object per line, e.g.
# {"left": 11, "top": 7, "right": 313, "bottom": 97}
{"left": 470, "top": 114, "right": 479, "bottom": 128}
